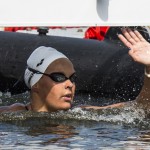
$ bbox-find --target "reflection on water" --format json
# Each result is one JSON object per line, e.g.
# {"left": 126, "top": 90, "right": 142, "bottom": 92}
{"left": 1, "top": 92, "right": 150, "bottom": 149}
{"left": 26, "top": 120, "right": 77, "bottom": 146}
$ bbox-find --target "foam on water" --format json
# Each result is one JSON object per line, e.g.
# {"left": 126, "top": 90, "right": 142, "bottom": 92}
{"left": 0, "top": 104, "right": 147, "bottom": 128}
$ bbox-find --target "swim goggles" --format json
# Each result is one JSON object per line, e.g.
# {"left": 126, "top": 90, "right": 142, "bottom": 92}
{"left": 28, "top": 67, "right": 76, "bottom": 83}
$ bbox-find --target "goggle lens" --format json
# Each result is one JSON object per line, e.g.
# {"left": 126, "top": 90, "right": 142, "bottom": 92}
{"left": 50, "top": 73, "right": 76, "bottom": 83}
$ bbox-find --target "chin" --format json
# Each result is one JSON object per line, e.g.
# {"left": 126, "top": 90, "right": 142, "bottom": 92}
{"left": 60, "top": 103, "right": 72, "bottom": 111}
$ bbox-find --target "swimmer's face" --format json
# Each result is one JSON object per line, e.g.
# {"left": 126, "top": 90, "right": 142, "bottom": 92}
{"left": 37, "top": 58, "right": 76, "bottom": 112}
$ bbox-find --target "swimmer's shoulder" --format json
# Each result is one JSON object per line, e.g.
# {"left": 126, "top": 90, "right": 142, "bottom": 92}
{"left": 0, "top": 103, "right": 28, "bottom": 113}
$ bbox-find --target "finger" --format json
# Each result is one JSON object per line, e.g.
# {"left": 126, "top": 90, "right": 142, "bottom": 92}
{"left": 121, "top": 28, "right": 137, "bottom": 45}
{"left": 118, "top": 34, "right": 133, "bottom": 49}
{"left": 127, "top": 28, "right": 141, "bottom": 42}
{"left": 134, "top": 30, "right": 147, "bottom": 42}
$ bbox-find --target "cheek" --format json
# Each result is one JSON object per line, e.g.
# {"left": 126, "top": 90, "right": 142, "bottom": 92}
{"left": 45, "top": 83, "right": 65, "bottom": 103}
{"left": 38, "top": 78, "right": 54, "bottom": 99}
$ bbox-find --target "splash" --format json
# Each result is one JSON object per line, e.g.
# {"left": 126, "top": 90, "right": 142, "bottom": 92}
{"left": 0, "top": 104, "right": 147, "bottom": 128}
{"left": 0, "top": 91, "right": 148, "bottom": 127}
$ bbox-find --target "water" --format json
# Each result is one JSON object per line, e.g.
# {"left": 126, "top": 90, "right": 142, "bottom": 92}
{"left": 0, "top": 92, "right": 150, "bottom": 150}
{"left": 1, "top": 111, "right": 150, "bottom": 150}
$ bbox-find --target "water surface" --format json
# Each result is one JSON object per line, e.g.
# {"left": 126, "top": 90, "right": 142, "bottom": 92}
{"left": 0, "top": 92, "right": 150, "bottom": 150}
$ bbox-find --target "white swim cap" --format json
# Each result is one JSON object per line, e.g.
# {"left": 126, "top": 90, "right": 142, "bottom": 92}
{"left": 24, "top": 46, "right": 68, "bottom": 89}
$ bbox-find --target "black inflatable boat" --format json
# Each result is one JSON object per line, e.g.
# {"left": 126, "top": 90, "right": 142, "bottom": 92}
{"left": 0, "top": 27, "right": 149, "bottom": 101}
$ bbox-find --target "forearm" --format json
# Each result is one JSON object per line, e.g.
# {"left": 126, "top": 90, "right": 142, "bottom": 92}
{"left": 135, "top": 66, "right": 150, "bottom": 108}
{"left": 81, "top": 102, "right": 125, "bottom": 110}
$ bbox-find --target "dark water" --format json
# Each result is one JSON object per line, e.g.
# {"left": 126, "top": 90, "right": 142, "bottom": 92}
{"left": 1, "top": 92, "right": 150, "bottom": 150}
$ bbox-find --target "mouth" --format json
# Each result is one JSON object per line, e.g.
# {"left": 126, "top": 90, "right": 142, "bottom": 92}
{"left": 62, "top": 93, "right": 73, "bottom": 102}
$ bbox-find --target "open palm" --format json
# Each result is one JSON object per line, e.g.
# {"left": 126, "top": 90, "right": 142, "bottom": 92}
{"left": 118, "top": 28, "right": 150, "bottom": 66}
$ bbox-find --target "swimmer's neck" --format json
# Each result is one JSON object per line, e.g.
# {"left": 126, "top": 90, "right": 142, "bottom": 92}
{"left": 27, "top": 102, "right": 57, "bottom": 112}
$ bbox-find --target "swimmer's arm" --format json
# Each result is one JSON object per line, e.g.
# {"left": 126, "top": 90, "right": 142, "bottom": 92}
{"left": 0, "top": 103, "right": 26, "bottom": 112}
{"left": 133, "top": 66, "right": 150, "bottom": 109}
{"left": 83, "top": 28, "right": 150, "bottom": 111}
{"left": 80, "top": 102, "right": 126, "bottom": 110}
{"left": 118, "top": 28, "right": 150, "bottom": 109}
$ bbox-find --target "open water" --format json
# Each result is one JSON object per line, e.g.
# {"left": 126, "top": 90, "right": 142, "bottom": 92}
{"left": 0, "top": 92, "right": 150, "bottom": 150}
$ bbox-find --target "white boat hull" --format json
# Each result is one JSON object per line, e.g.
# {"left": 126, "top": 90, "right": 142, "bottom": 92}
{"left": 0, "top": 0, "right": 150, "bottom": 26}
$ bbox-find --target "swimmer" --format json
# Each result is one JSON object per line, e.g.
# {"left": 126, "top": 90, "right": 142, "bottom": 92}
{"left": 0, "top": 28, "right": 150, "bottom": 112}
{"left": 0, "top": 46, "right": 76, "bottom": 112}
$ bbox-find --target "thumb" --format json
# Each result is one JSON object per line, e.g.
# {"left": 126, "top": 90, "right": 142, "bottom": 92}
{"left": 128, "top": 49, "right": 134, "bottom": 56}
{"left": 128, "top": 49, "right": 137, "bottom": 62}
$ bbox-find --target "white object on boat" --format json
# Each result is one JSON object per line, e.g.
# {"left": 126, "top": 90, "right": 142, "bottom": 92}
{"left": 17, "top": 27, "right": 88, "bottom": 38}
{"left": 0, "top": 0, "right": 150, "bottom": 26}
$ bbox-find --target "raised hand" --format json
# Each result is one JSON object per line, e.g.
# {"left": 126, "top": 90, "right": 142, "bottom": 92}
{"left": 118, "top": 28, "right": 150, "bottom": 66}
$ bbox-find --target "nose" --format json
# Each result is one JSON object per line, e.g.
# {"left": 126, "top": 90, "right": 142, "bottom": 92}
{"left": 65, "top": 79, "right": 74, "bottom": 89}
